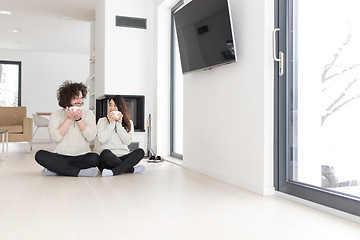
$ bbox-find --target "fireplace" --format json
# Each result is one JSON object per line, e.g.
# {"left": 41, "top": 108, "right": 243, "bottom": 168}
{"left": 96, "top": 95, "right": 145, "bottom": 132}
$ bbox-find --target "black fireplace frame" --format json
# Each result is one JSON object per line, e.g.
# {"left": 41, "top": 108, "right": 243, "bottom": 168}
{"left": 96, "top": 95, "right": 145, "bottom": 132}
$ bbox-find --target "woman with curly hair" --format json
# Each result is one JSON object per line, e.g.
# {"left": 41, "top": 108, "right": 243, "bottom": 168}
{"left": 97, "top": 95, "right": 145, "bottom": 177}
{"left": 35, "top": 80, "right": 99, "bottom": 177}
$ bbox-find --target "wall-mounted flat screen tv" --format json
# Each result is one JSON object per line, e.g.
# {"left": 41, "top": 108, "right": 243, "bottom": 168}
{"left": 174, "top": 0, "right": 237, "bottom": 74}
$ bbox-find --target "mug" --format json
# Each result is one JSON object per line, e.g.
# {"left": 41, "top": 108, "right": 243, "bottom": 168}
{"left": 111, "top": 111, "right": 121, "bottom": 120}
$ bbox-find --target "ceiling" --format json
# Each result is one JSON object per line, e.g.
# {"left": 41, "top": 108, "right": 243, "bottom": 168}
{"left": 0, "top": 0, "right": 98, "bottom": 54}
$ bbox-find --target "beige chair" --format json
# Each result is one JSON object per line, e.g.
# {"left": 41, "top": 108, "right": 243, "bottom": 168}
{"left": 0, "top": 107, "right": 33, "bottom": 152}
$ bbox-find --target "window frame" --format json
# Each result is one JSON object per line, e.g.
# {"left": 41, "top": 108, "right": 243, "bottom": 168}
{"left": 0, "top": 60, "right": 22, "bottom": 106}
{"left": 170, "top": 0, "right": 184, "bottom": 159}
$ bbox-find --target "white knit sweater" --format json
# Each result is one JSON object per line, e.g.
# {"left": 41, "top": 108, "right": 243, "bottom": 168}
{"left": 48, "top": 109, "right": 97, "bottom": 156}
{"left": 97, "top": 117, "right": 134, "bottom": 157}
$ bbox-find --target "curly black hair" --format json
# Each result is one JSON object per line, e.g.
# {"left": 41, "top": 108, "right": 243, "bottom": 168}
{"left": 57, "top": 80, "right": 88, "bottom": 108}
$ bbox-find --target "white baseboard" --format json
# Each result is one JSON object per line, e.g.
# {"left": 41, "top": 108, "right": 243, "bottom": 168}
{"left": 262, "top": 186, "right": 275, "bottom": 195}
{"left": 163, "top": 155, "right": 183, "bottom": 166}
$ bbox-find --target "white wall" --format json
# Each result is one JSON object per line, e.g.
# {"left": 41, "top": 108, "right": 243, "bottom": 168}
{"left": 0, "top": 50, "right": 89, "bottom": 141}
{"left": 156, "top": 0, "right": 274, "bottom": 195}
{"left": 95, "top": 0, "right": 155, "bottom": 152}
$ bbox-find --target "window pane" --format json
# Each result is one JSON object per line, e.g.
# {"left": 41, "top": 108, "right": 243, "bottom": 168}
{"left": 290, "top": 0, "right": 360, "bottom": 198}
{"left": 0, "top": 62, "right": 20, "bottom": 107}
{"left": 173, "top": 27, "right": 183, "bottom": 155}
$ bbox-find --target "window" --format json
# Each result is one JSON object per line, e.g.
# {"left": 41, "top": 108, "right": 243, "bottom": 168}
{"left": 170, "top": 0, "right": 184, "bottom": 159}
{"left": 0, "top": 61, "right": 21, "bottom": 106}
{"left": 275, "top": 0, "right": 360, "bottom": 216}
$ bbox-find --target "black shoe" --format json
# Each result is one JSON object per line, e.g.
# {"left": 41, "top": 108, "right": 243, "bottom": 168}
{"left": 154, "top": 156, "right": 164, "bottom": 163}
{"left": 147, "top": 155, "right": 156, "bottom": 163}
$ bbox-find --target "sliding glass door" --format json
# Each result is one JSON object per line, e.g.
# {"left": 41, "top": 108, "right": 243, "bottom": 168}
{"left": 275, "top": 0, "right": 360, "bottom": 216}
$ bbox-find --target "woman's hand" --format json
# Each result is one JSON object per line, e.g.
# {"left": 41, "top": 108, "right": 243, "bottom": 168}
{"left": 107, "top": 113, "right": 116, "bottom": 123}
{"left": 110, "top": 111, "right": 123, "bottom": 122}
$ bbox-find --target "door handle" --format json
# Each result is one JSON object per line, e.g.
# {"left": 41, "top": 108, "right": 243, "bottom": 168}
{"left": 273, "top": 28, "right": 284, "bottom": 76}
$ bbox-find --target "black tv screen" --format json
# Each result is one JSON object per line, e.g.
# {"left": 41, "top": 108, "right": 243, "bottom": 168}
{"left": 174, "top": 0, "right": 237, "bottom": 74}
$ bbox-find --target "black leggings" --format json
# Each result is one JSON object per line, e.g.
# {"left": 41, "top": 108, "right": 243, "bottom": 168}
{"left": 35, "top": 150, "right": 100, "bottom": 177}
{"left": 98, "top": 149, "right": 145, "bottom": 175}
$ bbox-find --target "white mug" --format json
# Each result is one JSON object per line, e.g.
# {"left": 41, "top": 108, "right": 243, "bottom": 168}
{"left": 69, "top": 106, "right": 81, "bottom": 111}
{"left": 111, "top": 111, "right": 121, "bottom": 119}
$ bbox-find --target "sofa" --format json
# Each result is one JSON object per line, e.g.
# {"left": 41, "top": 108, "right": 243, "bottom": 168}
{"left": 0, "top": 107, "right": 33, "bottom": 151}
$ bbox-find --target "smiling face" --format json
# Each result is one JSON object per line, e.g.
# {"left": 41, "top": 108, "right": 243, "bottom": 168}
{"left": 70, "top": 91, "right": 83, "bottom": 107}
{"left": 108, "top": 99, "right": 119, "bottom": 113}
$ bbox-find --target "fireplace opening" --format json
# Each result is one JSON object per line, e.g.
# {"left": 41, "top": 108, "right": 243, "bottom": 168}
{"left": 96, "top": 95, "right": 145, "bottom": 132}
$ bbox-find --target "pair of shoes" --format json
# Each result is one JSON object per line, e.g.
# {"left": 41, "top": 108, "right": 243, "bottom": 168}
{"left": 148, "top": 155, "right": 165, "bottom": 163}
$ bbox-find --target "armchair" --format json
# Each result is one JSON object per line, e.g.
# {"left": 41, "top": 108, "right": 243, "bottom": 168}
{"left": 0, "top": 107, "right": 33, "bottom": 152}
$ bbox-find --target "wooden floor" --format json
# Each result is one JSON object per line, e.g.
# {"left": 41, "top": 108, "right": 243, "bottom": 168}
{"left": 0, "top": 142, "right": 360, "bottom": 240}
